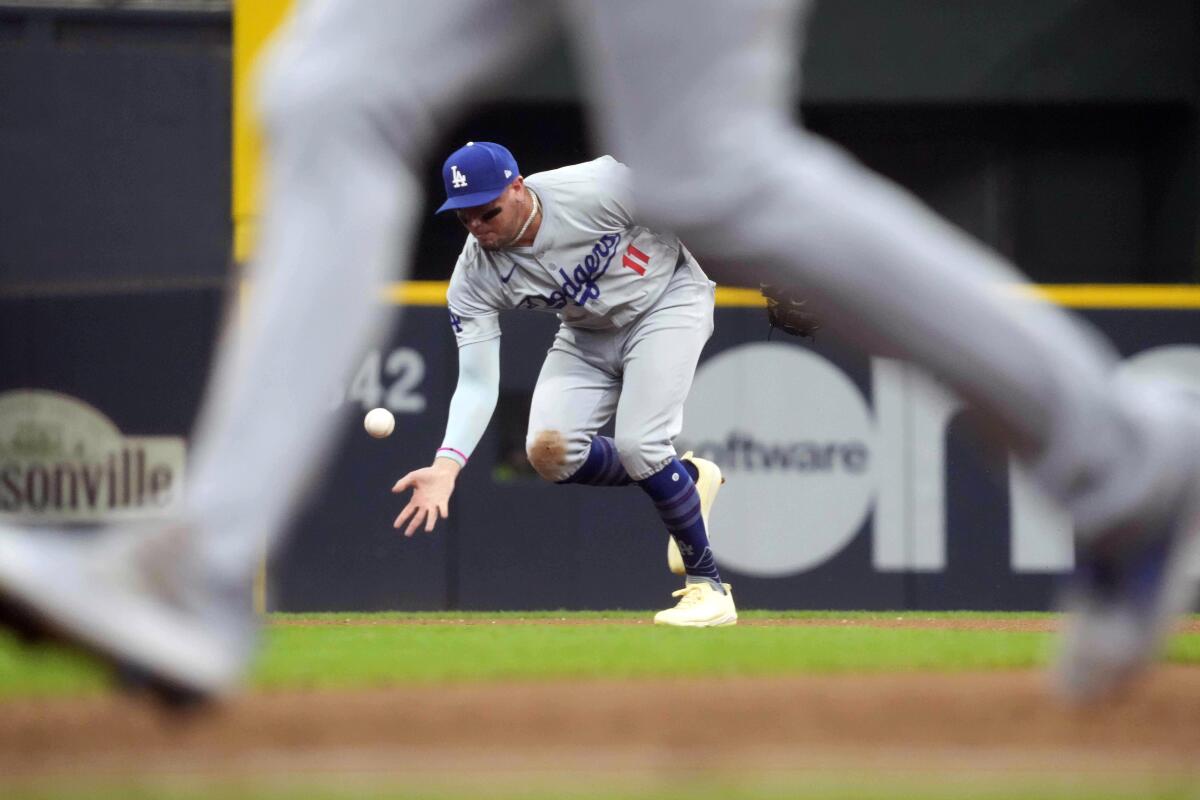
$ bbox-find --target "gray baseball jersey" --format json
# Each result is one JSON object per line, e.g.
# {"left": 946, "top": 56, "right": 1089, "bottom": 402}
{"left": 446, "top": 156, "right": 707, "bottom": 345}
{"left": 442, "top": 155, "right": 715, "bottom": 479}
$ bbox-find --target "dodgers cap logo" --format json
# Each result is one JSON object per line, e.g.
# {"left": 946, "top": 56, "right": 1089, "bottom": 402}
{"left": 436, "top": 141, "right": 520, "bottom": 213}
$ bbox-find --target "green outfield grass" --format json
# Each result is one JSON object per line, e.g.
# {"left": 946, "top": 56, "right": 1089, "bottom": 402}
{"left": 0, "top": 610, "right": 1198, "bottom": 697}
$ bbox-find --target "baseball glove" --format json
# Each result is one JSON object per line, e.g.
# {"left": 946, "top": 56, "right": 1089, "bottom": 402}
{"left": 761, "top": 284, "right": 820, "bottom": 338}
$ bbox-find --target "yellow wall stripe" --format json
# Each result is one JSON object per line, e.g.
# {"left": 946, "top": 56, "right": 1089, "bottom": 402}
{"left": 714, "top": 287, "right": 767, "bottom": 307}
{"left": 382, "top": 281, "right": 450, "bottom": 305}
{"left": 233, "top": 0, "right": 293, "bottom": 260}
{"left": 374, "top": 282, "right": 1200, "bottom": 309}
{"left": 1011, "top": 284, "right": 1200, "bottom": 308}
{"left": 233, "top": 219, "right": 256, "bottom": 265}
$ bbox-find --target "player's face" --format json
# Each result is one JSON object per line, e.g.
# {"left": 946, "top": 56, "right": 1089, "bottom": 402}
{"left": 455, "top": 181, "right": 521, "bottom": 250}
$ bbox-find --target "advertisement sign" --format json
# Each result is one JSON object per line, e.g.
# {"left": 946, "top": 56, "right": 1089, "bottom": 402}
{"left": 0, "top": 390, "right": 186, "bottom": 524}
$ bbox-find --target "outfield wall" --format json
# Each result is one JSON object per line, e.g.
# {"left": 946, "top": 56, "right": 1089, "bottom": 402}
{"left": 4, "top": 290, "right": 1198, "bottom": 611}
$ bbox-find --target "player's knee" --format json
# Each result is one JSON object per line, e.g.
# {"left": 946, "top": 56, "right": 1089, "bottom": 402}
{"left": 257, "top": 42, "right": 424, "bottom": 154}
{"left": 261, "top": 71, "right": 360, "bottom": 137}
{"left": 632, "top": 122, "right": 826, "bottom": 244}
{"left": 257, "top": 39, "right": 333, "bottom": 131}
{"left": 526, "top": 429, "right": 573, "bottom": 482}
{"left": 612, "top": 434, "right": 659, "bottom": 479}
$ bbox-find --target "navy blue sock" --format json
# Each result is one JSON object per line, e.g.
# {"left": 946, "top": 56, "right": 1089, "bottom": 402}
{"left": 559, "top": 436, "right": 633, "bottom": 486}
{"left": 638, "top": 459, "right": 722, "bottom": 585}
{"left": 681, "top": 459, "right": 699, "bottom": 482}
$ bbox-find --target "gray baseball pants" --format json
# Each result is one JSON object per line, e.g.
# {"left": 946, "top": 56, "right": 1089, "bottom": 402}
{"left": 527, "top": 265, "right": 715, "bottom": 482}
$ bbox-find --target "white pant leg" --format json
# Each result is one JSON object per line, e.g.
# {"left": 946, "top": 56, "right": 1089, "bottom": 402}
{"left": 184, "top": 0, "right": 553, "bottom": 585}
{"left": 613, "top": 271, "right": 715, "bottom": 479}
{"left": 526, "top": 329, "right": 622, "bottom": 482}
{"left": 565, "top": 0, "right": 1189, "bottom": 537}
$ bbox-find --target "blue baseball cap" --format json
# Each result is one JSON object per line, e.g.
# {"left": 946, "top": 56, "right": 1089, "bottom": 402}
{"left": 436, "top": 141, "right": 519, "bottom": 213}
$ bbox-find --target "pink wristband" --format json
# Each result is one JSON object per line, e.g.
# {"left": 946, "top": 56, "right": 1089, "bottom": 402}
{"left": 437, "top": 446, "right": 468, "bottom": 464}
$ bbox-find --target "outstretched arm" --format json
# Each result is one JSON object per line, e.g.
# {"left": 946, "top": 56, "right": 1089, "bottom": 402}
{"left": 392, "top": 336, "right": 500, "bottom": 535}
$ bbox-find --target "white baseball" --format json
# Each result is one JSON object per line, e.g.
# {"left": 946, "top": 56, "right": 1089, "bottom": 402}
{"left": 363, "top": 407, "right": 395, "bottom": 438}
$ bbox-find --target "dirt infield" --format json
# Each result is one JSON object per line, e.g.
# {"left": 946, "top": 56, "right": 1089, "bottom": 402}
{"left": 3, "top": 619, "right": 1200, "bottom": 789}
{"left": 4, "top": 670, "right": 1200, "bottom": 779}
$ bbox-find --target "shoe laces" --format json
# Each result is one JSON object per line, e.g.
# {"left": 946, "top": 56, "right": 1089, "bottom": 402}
{"left": 671, "top": 584, "right": 708, "bottom": 608}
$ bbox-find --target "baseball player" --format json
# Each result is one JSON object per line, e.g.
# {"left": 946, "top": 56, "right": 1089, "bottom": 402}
{"left": 0, "top": 0, "right": 1196, "bottom": 703}
{"left": 392, "top": 142, "right": 735, "bottom": 627}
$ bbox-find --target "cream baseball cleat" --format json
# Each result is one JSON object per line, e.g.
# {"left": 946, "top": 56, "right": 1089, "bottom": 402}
{"left": 654, "top": 580, "right": 737, "bottom": 627}
{"left": 668, "top": 452, "right": 725, "bottom": 575}
{"left": 1053, "top": 394, "right": 1200, "bottom": 703}
{"left": 1054, "top": 476, "right": 1200, "bottom": 702}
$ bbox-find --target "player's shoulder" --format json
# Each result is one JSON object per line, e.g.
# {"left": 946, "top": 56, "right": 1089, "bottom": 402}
{"left": 526, "top": 155, "right": 628, "bottom": 191}
{"left": 451, "top": 235, "right": 491, "bottom": 273}
{"left": 448, "top": 237, "right": 491, "bottom": 287}
{"left": 448, "top": 237, "right": 511, "bottom": 302}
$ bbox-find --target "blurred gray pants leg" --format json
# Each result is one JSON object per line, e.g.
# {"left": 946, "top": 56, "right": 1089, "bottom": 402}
{"left": 183, "top": 1, "right": 552, "bottom": 586}
{"left": 567, "top": 0, "right": 1191, "bottom": 539}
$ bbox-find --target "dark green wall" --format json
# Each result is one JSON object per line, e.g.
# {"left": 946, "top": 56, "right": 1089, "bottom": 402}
{"left": 1, "top": 1, "right": 1197, "bottom": 290}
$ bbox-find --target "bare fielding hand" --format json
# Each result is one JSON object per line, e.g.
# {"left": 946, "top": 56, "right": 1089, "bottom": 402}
{"left": 392, "top": 457, "right": 461, "bottom": 536}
